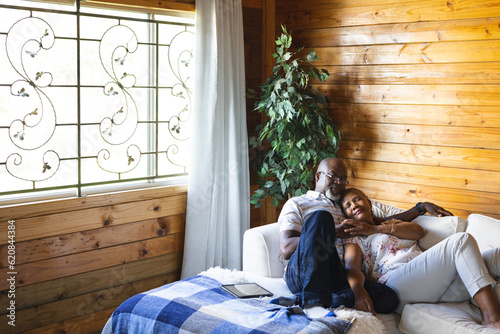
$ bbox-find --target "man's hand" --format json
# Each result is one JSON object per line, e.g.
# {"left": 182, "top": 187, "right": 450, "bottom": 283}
{"left": 421, "top": 202, "right": 453, "bottom": 217}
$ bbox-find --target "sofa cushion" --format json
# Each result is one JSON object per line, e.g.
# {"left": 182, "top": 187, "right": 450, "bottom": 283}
{"left": 399, "top": 302, "right": 499, "bottom": 334}
{"left": 371, "top": 201, "right": 404, "bottom": 218}
{"left": 412, "top": 215, "right": 468, "bottom": 251}
{"left": 466, "top": 214, "right": 500, "bottom": 252}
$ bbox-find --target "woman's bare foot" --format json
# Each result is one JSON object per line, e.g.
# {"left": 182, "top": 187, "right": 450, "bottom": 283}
{"left": 474, "top": 286, "right": 500, "bottom": 329}
{"left": 483, "top": 318, "right": 500, "bottom": 330}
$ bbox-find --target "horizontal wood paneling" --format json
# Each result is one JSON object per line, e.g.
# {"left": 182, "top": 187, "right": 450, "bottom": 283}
{"left": 320, "top": 63, "right": 500, "bottom": 85}
{"left": 84, "top": 0, "right": 195, "bottom": 12}
{"left": 0, "top": 215, "right": 184, "bottom": 266}
{"left": 309, "top": 40, "right": 500, "bottom": 65}
{"left": 243, "top": 0, "right": 263, "bottom": 10}
{"left": 23, "top": 307, "right": 115, "bottom": 334}
{"left": 345, "top": 159, "right": 500, "bottom": 194}
{"left": 0, "top": 233, "right": 183, "bottom": 290}
{"left": 339, "top": 141, "right": 500, "bottom": 173}
{"left": 371, "top": 198, "right": 477, "bottom": 221}
{"left": 0, "top": 184, "right": 187, "bottom": 332}
{"left": 331, "top": 104, "right": 500, "bottom": 128}
{"left": 348, "top": 178, "right": 500, "bottom": 217}
{"left": 293, "top": 17, "right": 500, "bottom": 47}
{"left": 0, "top": 193, "right": 187, "bottom": 245}
{"left": 0, "top": 252, "right": 181, "bottom": 313}
{"left": 319, "top": 84, "right": 500, "bottom": 106}
{"left": 276, "top": 0, "right": 500, "bottom": 220}
{"left": 337, "top": 122, "right": 500, "bottom": 149}
{"left": 329, "top": 103, "right": 500, "bottom": 128}
{"left": 1, "top": 274, "right": 176, "bottom": 333}
{"left": 277, "top": 0, "right": 500, "bottom": 30}
{"left": 0, "top": 184, "right": 187, "bottom": 222}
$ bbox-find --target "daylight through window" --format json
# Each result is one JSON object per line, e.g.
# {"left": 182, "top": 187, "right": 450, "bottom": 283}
{"left": 0, "top": 1, "right": 194, "bottom": 203}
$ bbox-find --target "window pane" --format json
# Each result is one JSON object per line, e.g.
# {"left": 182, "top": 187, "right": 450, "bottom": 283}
{"left": 0, "top": 2, "right": 194, "bottom": 201}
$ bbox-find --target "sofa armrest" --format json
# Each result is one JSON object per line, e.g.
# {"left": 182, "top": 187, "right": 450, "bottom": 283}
{"left": 242, "top": 223, "right": 287, "bottom": 278}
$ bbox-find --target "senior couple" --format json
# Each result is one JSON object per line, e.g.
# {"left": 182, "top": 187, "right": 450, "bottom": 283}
{"left": 279, "top": 157, "right": 500, "bottom": 329}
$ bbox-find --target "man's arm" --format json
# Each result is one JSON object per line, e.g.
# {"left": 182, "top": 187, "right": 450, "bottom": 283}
{"left": 280, "top": 230, "right": 300, "bottom": 260}
{"left": 387, "top": 202, "right": 453, "bottom": 222}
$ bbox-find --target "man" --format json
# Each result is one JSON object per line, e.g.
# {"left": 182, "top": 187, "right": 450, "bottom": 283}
{"left": 279, "top": 158, "right": 452, "bottom": 316}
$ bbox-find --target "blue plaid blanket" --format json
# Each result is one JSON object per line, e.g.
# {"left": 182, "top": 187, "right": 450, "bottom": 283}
{"left": 103, "top": 275, "right": 352, "bottom": 334}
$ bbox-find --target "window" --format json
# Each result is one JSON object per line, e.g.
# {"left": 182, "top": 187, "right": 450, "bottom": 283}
{"left": 0, "top": 0, "right": 194, "bottom": 203}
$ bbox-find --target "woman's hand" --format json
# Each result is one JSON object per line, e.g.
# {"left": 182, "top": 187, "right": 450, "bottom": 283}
{"left": 352, "top": 286, "right": 376, "bottom": 315}
{"left": 341, "top": 219, "right": 378, "bottom": 236}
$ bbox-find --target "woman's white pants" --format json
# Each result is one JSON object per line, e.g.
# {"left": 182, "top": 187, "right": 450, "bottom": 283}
{"left": 385, "top": 232, "right": 498, "bottom": 314}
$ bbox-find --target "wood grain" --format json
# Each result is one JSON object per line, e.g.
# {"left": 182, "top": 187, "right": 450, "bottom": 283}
{"left": 330, "top": 104, "right": 500, "bottom": 128}
{"left": 339, "top": 141, "right": 500, "bottom": 173}
{"left": 243, "top": 0, "right": 263, "bottom": 9}
{"left": 308, "top": 40, "right": 500, "bottom": 66}
{"left": 0, "top": 214, "right": 185, "bottom": 267}
{"left": 347, "top": 178, "right": 500, "bottom": 216}
{"left": 274, "top": 0, "right": 500, "bottom": 233}
{"left": 0, "top": 252, "right": 181, "bottom": 312}
{"left": 0, "top": 233, "right": 184, "bottom": 290}
{"left": 84, "top": 0, "right": 195, "bottom": 12}
{"left": 292, "top": 17, "right": 500, "bottom": 46}
{"left": 276, "top": 0, "right": 500, "bottom": 30}
{"left": 277, "top": 0, "right": 437, "bottom": 13}
{"left": 0, "top": 184, "right": 187, "bottom": 221}
{"left": 319, "top": 84, "right": 500, "bottom": 106}
{"left": 337, "top": 122, "right": 500, "bottom": 150}
{"left": 22, "top": 307, "right": 115, "bottom": 334}
{"left": 0, "top": 274, "right": 175, "bottom": 333}
{"left": 0, "top": 193, "right": 187, "bottom": 245}
{"left": 319, "top": 63, "right": 500, "bottom": 85}
{"left": 344, "top": 158, "right": 500, "bottom": 194}
{"left": 371, "top": 198, "right": 481, "bottom": 221}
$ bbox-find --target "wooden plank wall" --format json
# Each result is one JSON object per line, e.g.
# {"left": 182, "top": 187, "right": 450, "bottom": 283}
{"left": 274, "top": 0, "right": 500, "bottom": 220}
{"left": 0, "top": 185, "right": 187, "bottom": 333}
{"left": 242, "top": 0, "right": 274, "bottom": 228}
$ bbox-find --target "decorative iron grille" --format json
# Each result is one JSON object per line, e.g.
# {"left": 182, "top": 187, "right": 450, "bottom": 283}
{"left": 0, "top": 1, "right": 194, "bottom": 200}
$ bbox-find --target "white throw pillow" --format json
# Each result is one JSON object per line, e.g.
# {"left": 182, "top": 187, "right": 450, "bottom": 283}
{"left": 466, "top": 214, "right": 500, "bottom": 252}
{"left": 371, "top": 201, "right": 404, "bottom": 218}
{"left": 412, "top": 215, "right": 468, "bottom": 251}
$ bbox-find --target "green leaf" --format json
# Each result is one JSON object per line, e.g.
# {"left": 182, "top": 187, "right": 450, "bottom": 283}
{"left": 307, "top": 49, "right": 319, "bottom": 62}
{"left": 296, "top": 138, "right": 306, "bottom": 149}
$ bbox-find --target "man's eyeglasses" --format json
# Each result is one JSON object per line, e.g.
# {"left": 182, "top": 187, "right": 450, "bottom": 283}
{"left": 319, "top": 171, "right": 349, "bottom": 184}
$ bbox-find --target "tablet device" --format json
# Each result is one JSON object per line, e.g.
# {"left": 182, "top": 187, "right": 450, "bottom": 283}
{"left": 221, "top": 283, "right": 273, "bottom": 298}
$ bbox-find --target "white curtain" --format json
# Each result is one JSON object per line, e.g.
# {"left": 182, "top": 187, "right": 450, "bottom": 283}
{"left": 181, "top": 0, "right": 250, "bottom": 279}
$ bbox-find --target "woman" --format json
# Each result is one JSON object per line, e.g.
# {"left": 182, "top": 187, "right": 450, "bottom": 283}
{"left": 340, "top": 188, "right": 500, "bottom": 330}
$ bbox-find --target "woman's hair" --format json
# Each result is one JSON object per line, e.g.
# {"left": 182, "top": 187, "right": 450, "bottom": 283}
{"left": 341, "top": 187, "right": 369, "bottom": 201}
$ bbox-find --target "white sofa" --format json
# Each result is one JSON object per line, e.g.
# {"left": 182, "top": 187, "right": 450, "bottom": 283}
{"left": 242, "top": 202, "right": 500, "bottom": 334}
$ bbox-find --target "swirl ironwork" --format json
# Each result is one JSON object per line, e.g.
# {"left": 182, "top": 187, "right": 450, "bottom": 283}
{"left": 165, "top": 30, "right": 194, "bottom": 168}
{"left": 96, "top": 24, "right": 141, "bottom": 176}
{"left": 5, "top": 16, "right": 60, "bottom": 182}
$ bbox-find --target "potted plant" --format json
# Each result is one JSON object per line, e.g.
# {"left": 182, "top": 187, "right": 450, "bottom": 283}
{"left": 249, "top": 26, "right": 340, "bottom": 208}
